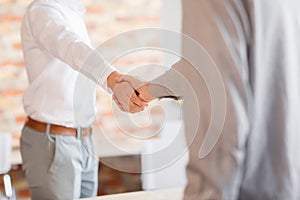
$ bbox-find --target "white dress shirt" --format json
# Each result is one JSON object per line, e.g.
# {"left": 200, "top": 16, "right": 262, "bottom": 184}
{"left": 21, "top": 0, "right": 116, "bottom": 127}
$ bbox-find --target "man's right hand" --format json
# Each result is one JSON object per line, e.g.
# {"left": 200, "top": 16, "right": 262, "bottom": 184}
{"left": 108, "top": 72, "right": 150, "bottom": 113}
{"left": 116, "top": 75, "right": 155, "bottom": 102}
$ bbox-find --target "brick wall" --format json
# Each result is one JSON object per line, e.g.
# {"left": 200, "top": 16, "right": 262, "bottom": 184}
{"left": 0, "top": 0, "right": 163, "bottom": 147}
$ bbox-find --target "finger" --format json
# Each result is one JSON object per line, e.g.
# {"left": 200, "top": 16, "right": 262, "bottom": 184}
{"left": 116, "top": 100, "right": 124, "bottom": 111}
{"left": 131, "top": 93, "right": 148, "bottom": 108}
{"left": 121, "top": 75, "right": 144, "bottom": 90}
{"left": 115, "top": 76, "right": 123, "bottom": 83}
{"left": 136, "top": 91, "right": 149, "bottom": 103}
{"left": 115, "top": 101, "right": 124, "bottom": 111}
{"left": 129, "top": 104, "right": 142, "bottom": 113}
{"left": 113, "top": 95, "right": 121, "bottom": 105}
{"left": 129, "top": 108, "right": 142, "bottom": 114}
{"left": 119, "top": 95, "right": 133, "bottom": 112}
{"left": 113, "top": 81, "right": 146, "bottom": 113}
{"left": 119, "top": 75, "right": 129, "bottom": 82}
{"left": 128, "top": 101, "right": 145, "bottom": 113}
{"left": 113, "top": 95, "right": 121, "bottom": 106}
{"left": 113, "top": 95, "right": 118, "bottom": 102}
{"left": 117, "top": 86, "right": 140, "bottom": 110}
{"left": 113, "top": 95, "right": 126, "bottom": 111}
{"left": 137, "top": 93, "right": 148, "bottom": 102}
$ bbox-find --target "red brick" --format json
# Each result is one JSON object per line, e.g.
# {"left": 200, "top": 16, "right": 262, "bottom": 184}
{"left": 137, "top": 16, "right": 160, "bottom": 23}
{"left": 15, "top": 116, "right": 26, "bottom": 124}
{"left": 86, "top": 6, "right": 103, "bottom": 13}
{"left": 12, "top": 43, "right": 22, "bottom": 50}
{"left": 12, "top": 134, "right": 21, "bottom": 141}
{"left": 86, "top": 24, "right": 97, "bottom": 30}
{"left": 0, "top": 89, "right": 24, "bottom": 96}
{"left": 101, "top": 111, "right": 113, "bottom": 117}
{"left": 0, "top": 61, "right": 24, "bottom": 68}
{"left": 93, "top": 120, "right": 103, "bottom": 127}
{"left": 0, "top": 15, "right": 23, "bottom": 22}
{"left": 115, "top": 16, "right": 132, "bottom": 22}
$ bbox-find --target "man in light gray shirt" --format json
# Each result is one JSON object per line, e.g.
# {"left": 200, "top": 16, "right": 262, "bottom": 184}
{"left": 125, "top": 0, "right": 300, "bottom": 199}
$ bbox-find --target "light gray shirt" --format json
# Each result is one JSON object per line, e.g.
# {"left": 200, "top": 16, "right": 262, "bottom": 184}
{"left": 153, "top": 0, "right": 300, "bottom": 199}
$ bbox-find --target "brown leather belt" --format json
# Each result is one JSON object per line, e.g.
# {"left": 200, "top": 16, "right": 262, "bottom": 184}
{"left": 25, "top": 117, "right": 92, "bottom": 137}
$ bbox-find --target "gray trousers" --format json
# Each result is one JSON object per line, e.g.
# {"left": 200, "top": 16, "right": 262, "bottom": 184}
{"left": 20, "top": 126, "right": 98, "bottom": 200}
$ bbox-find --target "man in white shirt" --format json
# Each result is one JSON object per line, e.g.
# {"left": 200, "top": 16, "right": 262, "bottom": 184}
{"left": 123, "top": 0, "right": 300, "bottom": 199}
{"left": 20, "top": 0, "right": 147, "bottom": 199}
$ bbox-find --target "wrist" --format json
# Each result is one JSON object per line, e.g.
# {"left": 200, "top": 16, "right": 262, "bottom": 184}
{"left": 107, "top": 71, "right": 122, "bottom": 91}
{"left": 148, "top": 82, "right": 175, "bottom": 100}
{"left": 138, "top": 82, "right": 155, "bottom": 101}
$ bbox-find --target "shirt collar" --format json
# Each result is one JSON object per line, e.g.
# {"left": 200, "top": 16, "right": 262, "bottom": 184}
{"left": 54, "top": 0, "right": 86, "bottom": 15}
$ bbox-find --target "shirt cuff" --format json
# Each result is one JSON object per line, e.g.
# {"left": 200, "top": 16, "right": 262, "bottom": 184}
{"left": 99, "top": 62, "right": 118, "bottom": 94}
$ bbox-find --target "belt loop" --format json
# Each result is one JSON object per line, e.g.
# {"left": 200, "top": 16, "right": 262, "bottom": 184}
{"left": 45, "top": 123, "right": 52, "bottom": 141}
{"left": 77, "top": 127, "right": 82, "bottom": 139}
{"left": 46, "top": 123, "right": 51, "bottom": 135}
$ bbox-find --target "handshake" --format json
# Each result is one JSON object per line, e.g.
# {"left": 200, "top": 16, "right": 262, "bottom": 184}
{"left": 107, "top": 71, "right": 154, "bottom": 114}
{"left": 107, "top": 71, "right": 180, "bottom": 114}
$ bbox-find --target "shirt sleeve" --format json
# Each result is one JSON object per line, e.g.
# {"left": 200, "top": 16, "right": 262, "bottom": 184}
{"left": 27, "top": 3, "right": 117, "bottom": 92}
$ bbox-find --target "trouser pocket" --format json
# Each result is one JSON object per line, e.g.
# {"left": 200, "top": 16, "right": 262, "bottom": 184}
{"left": 81, "top": 136, "right": 98, "bottom": 170}
{"left": 20, "top": 126, "right": 32, "bottom": 172}
{"left": 46, "top": 133, "right": 62, "bottom": 173}
{"left": 20, "top": 126, "right": 50, "bottom": 188}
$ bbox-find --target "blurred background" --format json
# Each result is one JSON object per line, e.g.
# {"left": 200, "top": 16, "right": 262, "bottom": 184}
{"left": 0, "top": 0, "right": 186, "bottom": 199}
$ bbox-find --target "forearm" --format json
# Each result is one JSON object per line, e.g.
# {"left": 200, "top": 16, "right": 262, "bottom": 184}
{"left": 148, "top": 59, "right": 188, "bottom": 99}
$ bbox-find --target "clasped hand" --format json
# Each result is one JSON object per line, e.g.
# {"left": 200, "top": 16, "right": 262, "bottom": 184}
{"left": 108, "top": 72, "right": 155, "bottom": 114}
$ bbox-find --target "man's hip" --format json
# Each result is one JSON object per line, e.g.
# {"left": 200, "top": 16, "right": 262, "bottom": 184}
{"left": 20, "top": 122, "right": 98, "bottom": 200}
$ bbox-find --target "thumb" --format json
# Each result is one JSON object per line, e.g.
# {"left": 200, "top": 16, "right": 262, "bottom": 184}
{"left": 115, "top": 75, "right": 123, "bottom": 83}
